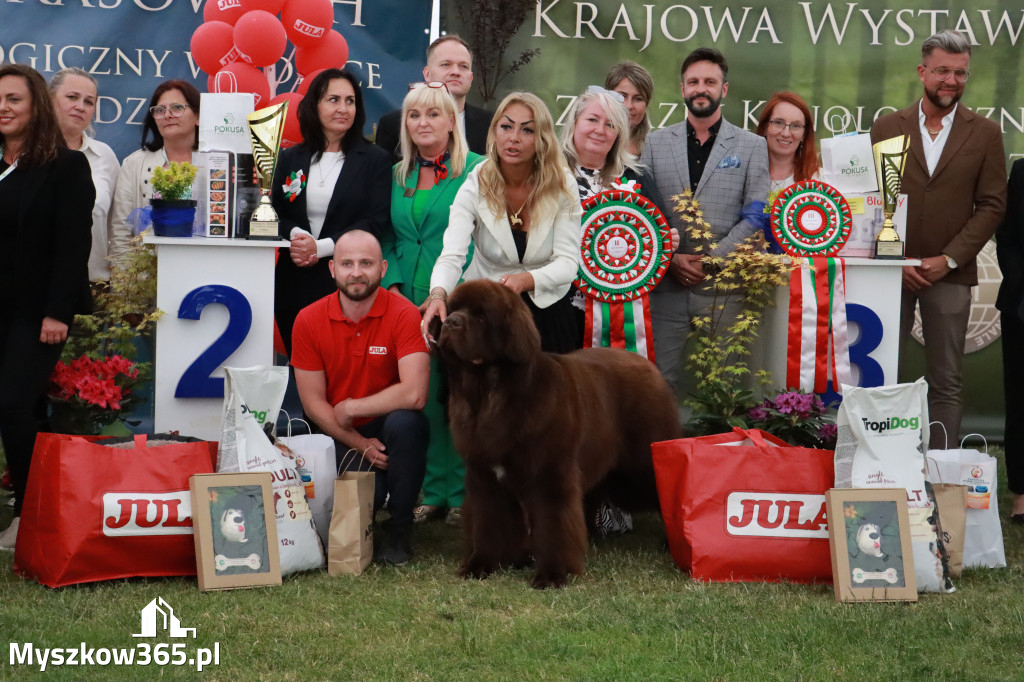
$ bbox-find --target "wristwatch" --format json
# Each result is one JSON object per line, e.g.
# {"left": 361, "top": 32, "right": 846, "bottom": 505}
{"left": 942, "top": 253, "right": 958, "bottom": 270}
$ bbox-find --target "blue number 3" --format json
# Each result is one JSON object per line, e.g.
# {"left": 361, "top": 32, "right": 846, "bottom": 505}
{"left": 174, "top": 285, "right": 253, "bottom": 398}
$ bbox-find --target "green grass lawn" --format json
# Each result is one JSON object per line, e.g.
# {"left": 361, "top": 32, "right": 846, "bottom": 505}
{"left": 1, "top": 452, "right": 1021, "bottom": 681}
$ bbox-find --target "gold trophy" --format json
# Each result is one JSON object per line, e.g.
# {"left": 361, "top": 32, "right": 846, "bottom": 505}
{"left": 246, "top": 101, "right": 288, "bottom": 240}
{"left": 871, "top": 135, "right": 910, "bottom": 259}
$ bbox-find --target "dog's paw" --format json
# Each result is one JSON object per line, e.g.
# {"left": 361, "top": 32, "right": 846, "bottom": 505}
{"left": 530, "top": 570, "right": 569, "bottom": 589}
{"left": 457, "top": 558, "right": 495, "bottom": 580}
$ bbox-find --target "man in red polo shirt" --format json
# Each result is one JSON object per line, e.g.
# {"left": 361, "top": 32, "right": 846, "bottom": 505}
{"left": 291, "top": 230, "right": 429, "bottom": 566}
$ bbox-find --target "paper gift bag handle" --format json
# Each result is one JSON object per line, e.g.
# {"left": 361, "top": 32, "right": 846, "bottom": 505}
{"left": 960, "top": 433, "right": 989, "bottom": 454}
{"left": 337, "top": 447, "right": 371, "bottom": 477}
{"left": 929, "top": 420, "right": 949, "bottom": 450}
{"left": 277, "top": 409, "right": 312, "bottom": 439}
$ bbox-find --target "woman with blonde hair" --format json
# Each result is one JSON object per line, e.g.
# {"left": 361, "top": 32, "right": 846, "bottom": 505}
{"left": 604, "top": 61, "right": 654, "bottom": 156}
{"left": 423, "top": 92, "right": 581, "bottom": 353}
{"left": 384, "top": 81, "right": 484, "bottom": 527}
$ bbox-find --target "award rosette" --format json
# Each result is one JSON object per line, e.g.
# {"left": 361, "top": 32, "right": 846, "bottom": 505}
{"left": 247, "top": 102, "right": 288, "bottom": 240}
{"left": 770, "top": 181, "right": 854, "bottom": 394}
{"left": 770, "top": 180, "right": 852, "bottom": 258}
{"left": 575, "top": 189, "right": 672, "bottom": 362}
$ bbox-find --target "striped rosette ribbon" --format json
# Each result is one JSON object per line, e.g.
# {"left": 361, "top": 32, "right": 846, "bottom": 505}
{"left": 769, "top": 180, "right": 855, "bottom": 393}
{"left": 575, "top": 188, "right": 672, "bottom": 362}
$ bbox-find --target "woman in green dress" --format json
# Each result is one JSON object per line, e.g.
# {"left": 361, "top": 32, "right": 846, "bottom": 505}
{"left": 384, "top": 82, "right": 483, "bottom": 526}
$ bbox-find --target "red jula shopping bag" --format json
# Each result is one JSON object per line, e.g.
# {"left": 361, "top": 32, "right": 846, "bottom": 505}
{"left": 652, "top": 428, "right": 835, "bottom": 583}
{"left": 14, "top": 433, "right": 217, "bottom": 588}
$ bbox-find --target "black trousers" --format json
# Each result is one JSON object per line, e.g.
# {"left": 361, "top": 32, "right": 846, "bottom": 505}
{"left": 336, "top": 409, "right": 429, "bottom": 528}
{"left": 1000, "top": 310, "right": 1024, "bottom": 495}
{"left": 0, "top": 316, "right": 65, "bottom": 516}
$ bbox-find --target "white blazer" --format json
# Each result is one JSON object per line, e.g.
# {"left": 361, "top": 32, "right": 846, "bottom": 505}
{"left": 430, "top": 162, "right": 582, "bottom": 308}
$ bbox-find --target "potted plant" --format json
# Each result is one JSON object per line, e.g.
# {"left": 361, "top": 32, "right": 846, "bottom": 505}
{"left": 150, "top": 161, "right": 198, "bottom": 237}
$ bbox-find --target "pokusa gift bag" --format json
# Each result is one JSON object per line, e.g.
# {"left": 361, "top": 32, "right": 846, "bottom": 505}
{"left": 652, "top": 427, "right": 835, "bottom": 583}
{"left": 14, "top": 433, "right": 217, "bottom": 588}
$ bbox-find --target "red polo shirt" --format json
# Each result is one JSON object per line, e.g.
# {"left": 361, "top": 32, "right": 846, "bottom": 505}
{"left": 290, "top": 288, "right": 428, "bottom": 426}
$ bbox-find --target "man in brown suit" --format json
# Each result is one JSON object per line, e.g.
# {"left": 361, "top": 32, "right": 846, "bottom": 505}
{"left": 870, "top": 29, "right": 1006, "bottom": 446}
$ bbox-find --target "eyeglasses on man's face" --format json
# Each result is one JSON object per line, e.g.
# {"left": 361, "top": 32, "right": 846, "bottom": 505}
{"left": 928, "top": 67, "right": 970, "bottom": 83}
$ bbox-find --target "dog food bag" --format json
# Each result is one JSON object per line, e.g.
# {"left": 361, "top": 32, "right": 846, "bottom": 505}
{"left": 219, "top": 366, "right": 325, "bottom": 575}
{"left": 834, "top": 378, "right": 954, "bottom": 593}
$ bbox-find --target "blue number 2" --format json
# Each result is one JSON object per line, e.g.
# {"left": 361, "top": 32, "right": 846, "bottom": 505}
{"left": 174, "top": 285, "right": 253, "bottom": 398}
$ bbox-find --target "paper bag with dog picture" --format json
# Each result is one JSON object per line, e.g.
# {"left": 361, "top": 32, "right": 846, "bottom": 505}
{"left": 328, "top": 449, "right": 374, "bottom": 576}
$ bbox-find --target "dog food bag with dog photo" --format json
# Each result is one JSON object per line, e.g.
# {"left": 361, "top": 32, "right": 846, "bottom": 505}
{"left": 834, "top": 378, "right": 954, "bottom": 593}
{"left": 219, "top": 366, "right": 325, "bottom": 575}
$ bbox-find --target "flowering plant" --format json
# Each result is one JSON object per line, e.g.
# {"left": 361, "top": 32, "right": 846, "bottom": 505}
{"left": 48, "top": 355, "right": 142, "bottom": 435}
{"left": 151, "top": 161, "right": 197, "bottom": 200}
{"left": 747, "top": 390, "right": 838, "bottom": 449}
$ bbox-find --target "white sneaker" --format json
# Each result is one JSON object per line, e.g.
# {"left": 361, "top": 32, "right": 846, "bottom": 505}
{"left": 0, "top": 517, "right": 20, "bottom": 551}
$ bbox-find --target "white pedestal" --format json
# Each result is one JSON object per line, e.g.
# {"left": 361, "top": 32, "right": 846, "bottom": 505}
{"left": 762, "top": 257, "right": 919, "bottom": 393}
{"left": 144, "top": 235, "right": 287, "bottom": 440}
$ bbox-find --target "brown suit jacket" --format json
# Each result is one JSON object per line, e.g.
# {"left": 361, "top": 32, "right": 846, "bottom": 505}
{"left": 870, "top": 101, "right": 1006, "bottom": 286}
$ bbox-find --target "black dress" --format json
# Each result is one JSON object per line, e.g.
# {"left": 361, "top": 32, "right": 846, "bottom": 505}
{"left": 511, "top": 228, "right": 579, "bottom": 354}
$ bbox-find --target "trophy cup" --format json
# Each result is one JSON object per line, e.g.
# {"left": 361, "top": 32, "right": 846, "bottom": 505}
{"left": 246, "top": 101, "right": 288, "bottom": 240}
{"left": 871, "top": 135, "right": 910, "bottom": 259}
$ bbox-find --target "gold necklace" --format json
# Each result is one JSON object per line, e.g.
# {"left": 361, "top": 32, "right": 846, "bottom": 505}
{"left": 926, "top": 126, "right": 942, "bottom": 136}
{"left": 507, "top": 186, "right": 533, "bottom": 228}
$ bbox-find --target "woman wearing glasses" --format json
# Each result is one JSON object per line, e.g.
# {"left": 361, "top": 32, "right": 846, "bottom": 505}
{"left": 270, "top": 68, "right": 391, "bottom": 354}
{"left": 109, "top": 80, "right": 202, "bottom": 265}
{"left": 384, "top": 82, "right": 483, "bottom": 527}
{"left": 754, "top": 92, "right": 820, "bottom": 193}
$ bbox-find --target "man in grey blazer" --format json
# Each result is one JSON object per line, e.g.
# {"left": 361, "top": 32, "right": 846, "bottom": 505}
{"left": 871, "top": 29, "right": 1006, "bottom": 446}
{"left": 640, "top": 47, "right": 769, "bottom": 395}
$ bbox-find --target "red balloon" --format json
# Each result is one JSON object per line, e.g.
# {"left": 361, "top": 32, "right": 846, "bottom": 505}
{"left": 281, "top": 0, "right": 334, "bottom": 48}
{"left": 239, "top": 0, "right": 286, "bottom": 14}
{"left": 269, "top": 92, "right": 304, "bottom": 147}
{"left": 294, "top": 30, "right": 349, "bottom": 77}
{"left": 296, "top": 68, "right": 325, "bottom": 95}
{"left": 212, "top": 62, "right": 271, "bottom": 109}
{"left": 203, "top": 0, "right": 246, "bottom": 26}
{"left": 191, "top": 21, "right": 240, "bottom": 76}
{"left": 233, "top": 10, "right": 288, "bottom": 68}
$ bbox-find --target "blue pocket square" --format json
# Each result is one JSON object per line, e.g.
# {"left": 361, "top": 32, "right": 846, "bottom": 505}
{"left": 717, "top": 155, "right": 742, "bottom": 169}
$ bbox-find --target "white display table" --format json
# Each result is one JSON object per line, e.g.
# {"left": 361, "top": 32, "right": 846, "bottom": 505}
{"left": 144, "top": 235, "right": 287, "bottom": 440}
{"left": 760, "top": 257, "right": 919, "bottom": 394}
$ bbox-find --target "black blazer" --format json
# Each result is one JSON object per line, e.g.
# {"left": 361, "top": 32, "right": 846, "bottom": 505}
{"left": 270, "top": 136, "right": 393, "bottom": 350}
{"left": 374, "top": 103, "right": 493, "bottom": 161}
{"left": 4, "top": 148, "right": 94, "bottom": 325}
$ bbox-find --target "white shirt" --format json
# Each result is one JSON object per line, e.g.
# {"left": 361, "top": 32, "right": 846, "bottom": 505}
{"left": 918, "top": 101, "right": 956, "bottom": 176}
{"left": 78, "top": 133, "right": 120, "bottom": 281}
{"left": 292, "top": 151, "right": 345, "bottom": 258}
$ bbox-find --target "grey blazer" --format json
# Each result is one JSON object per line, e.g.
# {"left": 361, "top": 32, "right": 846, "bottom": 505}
{"left": 640, "top": 117, "right": 769, "bottom": 280}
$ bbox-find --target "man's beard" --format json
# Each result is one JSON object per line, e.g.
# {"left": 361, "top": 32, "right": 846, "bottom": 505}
{"left": 924, "top": 83, "right": 963, "bottom": 111}
{"left": 685, "top": 92, "right": 721, "bottom": 118}
{"left": 338, "top": 278, "right": 380, "bottom": 302}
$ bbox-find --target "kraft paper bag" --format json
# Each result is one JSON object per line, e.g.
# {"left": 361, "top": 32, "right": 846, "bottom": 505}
{"left": 328, "top": 471, "right": 375, "bottom": 576}
{"left": 931, "top": 483, "right": 967, "bottom": 578}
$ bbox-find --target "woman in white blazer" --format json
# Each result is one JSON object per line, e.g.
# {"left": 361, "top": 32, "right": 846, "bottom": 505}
{"left": 423, "top": 92, "right": 582, "bottom": 352}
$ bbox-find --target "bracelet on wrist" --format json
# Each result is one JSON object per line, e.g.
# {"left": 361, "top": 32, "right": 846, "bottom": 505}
{"left": 427, "top": 290, "right": 447, "bottom": 301}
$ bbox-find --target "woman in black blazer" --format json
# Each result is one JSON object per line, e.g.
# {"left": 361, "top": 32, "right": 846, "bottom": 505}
{"left": 271, "top": 68, "right": 392, "bottom": 354}
{"left": 0, "top": 65, "right": 94, "bottom": 550}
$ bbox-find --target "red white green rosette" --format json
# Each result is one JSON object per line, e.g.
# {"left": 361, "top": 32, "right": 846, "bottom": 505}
{"left": 574, "top": 189, "right": 672, "bottom": 362}
{"left": 770, "top": 180, "right": 852, "bottom": 257}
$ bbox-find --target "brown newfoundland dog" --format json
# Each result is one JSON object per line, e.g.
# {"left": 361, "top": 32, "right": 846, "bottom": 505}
{"left": 434, "top": 279, "right": 681, "bottom": 588}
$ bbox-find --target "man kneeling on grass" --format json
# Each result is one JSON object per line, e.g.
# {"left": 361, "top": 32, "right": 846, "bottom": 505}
{"left": 291, "top": 230, "right": 429, "bottom": 566}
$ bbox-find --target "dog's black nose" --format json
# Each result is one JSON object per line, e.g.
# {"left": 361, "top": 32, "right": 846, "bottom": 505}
{"left": 444, "top": 315, "right": 462, "bottom": 328}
